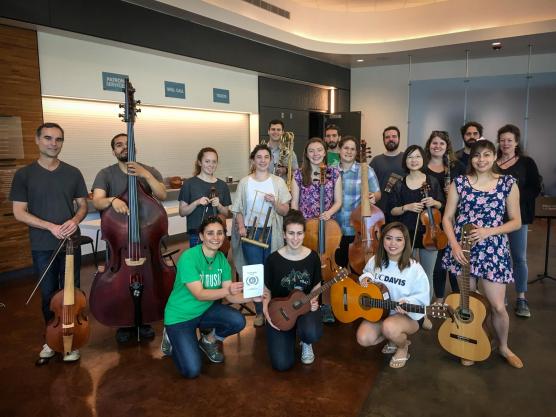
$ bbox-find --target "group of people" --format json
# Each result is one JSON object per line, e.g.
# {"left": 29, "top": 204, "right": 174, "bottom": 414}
{"left": 10, "top": 118, "right": 540, "bottom": 377}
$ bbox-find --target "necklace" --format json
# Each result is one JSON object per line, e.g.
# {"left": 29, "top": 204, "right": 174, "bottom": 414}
{"left": 201, "top": 247, "right": 215, "bottom": 270}
{"left": 499, "top": 154, "right": 517, "bottom": 167}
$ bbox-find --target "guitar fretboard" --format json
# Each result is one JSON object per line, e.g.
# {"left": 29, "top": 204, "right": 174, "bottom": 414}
{"left": 360, "top": 296, "right": 426, "bottom": 314}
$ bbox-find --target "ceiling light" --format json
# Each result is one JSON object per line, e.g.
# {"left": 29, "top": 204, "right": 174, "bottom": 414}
{"left": 356, "top": 59, "right": 364, "bottom": 62}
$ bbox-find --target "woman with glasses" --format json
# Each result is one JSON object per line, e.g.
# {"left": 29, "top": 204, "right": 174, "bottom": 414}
{"left": 424, "top": 132, "right": 465, "bottom": 304}
{"left": 389, "top": 145, "right": 444, "bottom": 330}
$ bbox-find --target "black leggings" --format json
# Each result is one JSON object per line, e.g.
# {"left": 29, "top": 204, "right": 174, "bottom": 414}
{"left": 433, "top": 247, "right": 459, "bottom": 298}
{"left": 335, "top": 235, "right": 355, "bottom": 269}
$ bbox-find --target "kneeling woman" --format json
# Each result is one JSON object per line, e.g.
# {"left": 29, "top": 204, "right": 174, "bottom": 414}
{"left": 356, "top": 222, "right": 429, "bottom": 369}
{"left": 263, "top": 210, "right": 323, "bottom": 371}
{"left": 163, "top": 216, "right": 260, "bottom": 378}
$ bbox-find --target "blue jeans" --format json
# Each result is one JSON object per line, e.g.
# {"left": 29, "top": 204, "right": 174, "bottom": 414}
{"left": 188, "top": 233, "right": 201, "bottom": 248}
{"left": 165, "top": 303, "right": 246, "bottom": 378}
{"left": 266, "top": 309, "right": 323, "bottom": 371}
{"left": 242, "top": 227, "right": 272, "bottom": 315}
{"left": 32, "top": 247, "right": 81, "bottom": 323}
{"left": 508, "top": 225, "right": 529, "bottom": 294}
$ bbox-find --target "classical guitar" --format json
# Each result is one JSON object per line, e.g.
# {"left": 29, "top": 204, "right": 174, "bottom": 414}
{"left": 267, "top": 268, "right": 348, "bottom": 331}
{"left": 330, "top": 277, "right": 449, "bottom": 323}
{"left": 437, "top": 224, "right": 491, "bottom": 362}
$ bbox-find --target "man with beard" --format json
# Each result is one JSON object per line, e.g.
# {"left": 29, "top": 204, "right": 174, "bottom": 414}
{"left": 10, "top": 122, "right": 88, "bottom": 363}
{"left": 370, "top": 126, "right": 406, "bottom": 216}
{"left": 266, "top": 119, "right": 298, "bottom": 180}
{"left": 92, "top": 133, "right": 167, "bottom": 344}
{"left": 324, "top": 124, "right": 341, "bottom": 167}
{"left": 455, "top": 121, "right": 483, "bottom": 167}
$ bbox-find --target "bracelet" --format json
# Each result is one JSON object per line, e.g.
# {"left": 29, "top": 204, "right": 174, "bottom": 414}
{"left": 110, "top": 197, "right": 117, "bottom": 206}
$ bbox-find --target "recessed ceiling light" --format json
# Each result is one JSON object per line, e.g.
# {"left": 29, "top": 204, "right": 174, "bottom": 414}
{"left": 356, "top": 59, "right": 364, "bottom": 62}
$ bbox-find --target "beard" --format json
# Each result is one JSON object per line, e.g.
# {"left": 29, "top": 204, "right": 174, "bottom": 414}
{"left": 116, "top": 153, "right": 128, "bottom": 162}
{"left": 384, "top": 141, "right": 399, "bottom": 151}
{"left": 327, "top": 141, "right": 338, "bottom": 150}
{"left": 464, "top": 138, "right": 476, "bottom": 148}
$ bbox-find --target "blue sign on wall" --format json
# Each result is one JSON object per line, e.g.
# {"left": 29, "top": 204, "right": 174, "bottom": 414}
{"left": 213, "top": 88, "right": 230, "bottom": 104}
{"left": 102, "top": 72, "right": 128, "bottom": 92}
{"left": 165, "top": 81, "right": 186, "bottom": 99}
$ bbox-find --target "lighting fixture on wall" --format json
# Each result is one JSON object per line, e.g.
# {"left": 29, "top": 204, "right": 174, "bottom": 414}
{"left": 356, "top": 59, "right": 364, "bottom": 63}
{"left": 329, "top": 88, "right": 336, "bottom": 114}
{"left": 492, "top": 41, "right": 502, "bottom": 51}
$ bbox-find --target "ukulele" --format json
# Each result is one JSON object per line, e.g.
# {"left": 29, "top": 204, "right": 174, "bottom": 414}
{"left": 330, "top": 277, "right": 449, "bottom": 323}
{"left": 420, "top": 182, "right": 448, "bottom": 250}
{"left": 267, "top": 268, "right": 348, "bottom": 331}
{"left": 437, "top": 224, "right": 491, "bottom": 362}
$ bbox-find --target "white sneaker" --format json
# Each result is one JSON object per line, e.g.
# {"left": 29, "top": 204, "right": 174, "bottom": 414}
{"left": 39, "top": 344, "right": 55, "bottom": 359}
{"left": 300, "top": 342, "right": 315, "bottom": 365}
{"left": 161, "top": 328, "right": 172, "bottom": 356}
{"left": 63, "top": 350, "right": 80, "bottom": 362}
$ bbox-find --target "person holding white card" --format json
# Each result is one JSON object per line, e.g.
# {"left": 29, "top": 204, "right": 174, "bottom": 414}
{"left": 162, "top": 216, "right": 261, "bottom": 378}
{"left": 262, "top": 210, "right": 323, "bottom": 370}
{"left": 356, "top": 222, "right": 429, "bottom": 369}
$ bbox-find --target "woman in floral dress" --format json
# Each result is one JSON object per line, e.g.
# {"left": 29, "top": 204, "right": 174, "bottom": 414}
{"left": 442, "top": 140, "right": 523, "bottom": 368}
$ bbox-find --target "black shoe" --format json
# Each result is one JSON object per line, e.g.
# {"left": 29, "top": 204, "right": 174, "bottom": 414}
{"left": 116, "top": 327, "right": 132, "bottom": 344}
{"left": 139, "top": 324, "right": 155, "bottom": 339}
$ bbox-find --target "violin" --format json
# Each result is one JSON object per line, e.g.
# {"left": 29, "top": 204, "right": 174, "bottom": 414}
{"left": 304, "top": 163, "right": 342, "bottom": 281}
{"left": 90, "top": 79, "right": 175, "bottom": 335}
{"left": 349, "top": 140, "right": 385, "bottom": 274}
{"left": 45, "top": 238, "right": 90, "bottom": 357}
{"left": 206, "top": 186, "right": 230, "bottom": 256}
{"left": 420, "top": 182, "right": 448, "bottom": 250}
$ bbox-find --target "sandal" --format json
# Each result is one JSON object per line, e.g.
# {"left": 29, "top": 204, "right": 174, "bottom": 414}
{"left": 381, "top": 342, "right": 397, "bottom": 354}
{"left": 389, "top": 353, "right": 410, "bottom": 369}
{"left": 460, "top": 359, "right": 475, "bottom": 366}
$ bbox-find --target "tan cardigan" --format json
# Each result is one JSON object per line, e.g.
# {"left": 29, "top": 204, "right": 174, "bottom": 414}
{"left": 231, "top": 174, "right": 291, "bottom": 278}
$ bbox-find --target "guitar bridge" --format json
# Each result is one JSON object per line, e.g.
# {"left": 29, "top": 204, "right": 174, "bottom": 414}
{"left": 343, "top": 287, "right": 348, "bottom": 311}
{"left": 279, "top": 308, "right": 289, "bottom": 321}
{"left": 449, "top": 333, "right": 477, "bottom": 345}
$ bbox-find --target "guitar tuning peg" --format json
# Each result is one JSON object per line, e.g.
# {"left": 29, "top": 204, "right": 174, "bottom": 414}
{"left": 119, "top": 104, "right": 124, "bottom": 108}
{"left": 136, "top": 108, "right": 141, "bottom": 113}
{"left": 118, "top": 113, "right": 124, "bottom": 118}
{"left": 136, "top": 100, "right": 141, "bottom": 105}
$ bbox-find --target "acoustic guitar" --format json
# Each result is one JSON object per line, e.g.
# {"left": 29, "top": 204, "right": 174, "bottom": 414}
{"left": 330, "top": 277, "right": 449, "bottom": 323}
{"left": 437, "top": 224, "right": 491, "bottom": 362}
{"left": 267, "top": 268, "right": 348, "bottom": 331}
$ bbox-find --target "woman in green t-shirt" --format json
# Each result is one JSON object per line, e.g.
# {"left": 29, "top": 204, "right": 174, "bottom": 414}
{"left": 162, "top": 216, "right": 260, "bottom": 378}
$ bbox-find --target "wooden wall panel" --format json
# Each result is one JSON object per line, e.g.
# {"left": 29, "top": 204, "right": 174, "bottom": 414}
{"left": 0, "top": 24, "right": 42, "bottom": 273}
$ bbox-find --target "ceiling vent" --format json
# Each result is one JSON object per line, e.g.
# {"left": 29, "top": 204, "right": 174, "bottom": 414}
{"left": 242, "top": 0, "right": 290, "bottom": 19}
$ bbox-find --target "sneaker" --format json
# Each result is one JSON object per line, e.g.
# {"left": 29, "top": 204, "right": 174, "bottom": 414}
{"left": 515, "top": 298, "right": 531, "bottom": 318}
{"left": 63, "top": 350, "right": 80, "bottom": 362}
{"left": 198, "top": 337, "right": 224, "bottom": 363}
{"left": 321, "top": 304, "right": 335, "bottom": 323}
{"left": 139, "top": 324, "right": 155, "bottom": 339}
{"left": 116, "top": 327, "right": 132, "bottom": 343}
{"left": 300, "top": 342, "right": 315, "bottom": 364}
{"left": 161, "top": 328, "right": 172, "bottom": 356}
{"left": 253, "top": 313, "right": 265, "bottom": 327}
{"left": 39, "top": 344, "right": 55, "bottom": 359}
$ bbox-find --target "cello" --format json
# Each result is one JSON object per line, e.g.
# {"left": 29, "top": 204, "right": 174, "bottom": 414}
{"left": 44, "top": 237, "right": 90, "bottom": 360}
{"left": 349, "top": 140, "right": 385, "bottom": 274}
{"left": 420, "top": 182, "right": 448, "bottom": 250}
{"left": 89, "top": 79, "right": 175, "bottom": 338}
{"left": 304, "top": 163, "right": 342, "bottom": 281}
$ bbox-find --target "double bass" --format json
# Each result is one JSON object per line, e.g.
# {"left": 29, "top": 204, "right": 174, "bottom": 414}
{"left": 349, "top": 140, "right": 385, "bottom": 274}
{"left": 304, "top": 163, "right": 342, "bottom": 281}
{"left": 89, "top": 79, "right": 175, "bottom": 338}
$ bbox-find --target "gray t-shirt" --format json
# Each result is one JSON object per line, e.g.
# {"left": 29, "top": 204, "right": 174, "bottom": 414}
{"left": 370, "top": 153, "right": 405, "bottom": 213}
{"left": 92, "top": 163, "right": 163, "bottom": 197}
{"left": 9, "top": 161, "right": 88, "bottom": 250}
{"left": 178, "top": 177, "right": 232, "bottom": 233}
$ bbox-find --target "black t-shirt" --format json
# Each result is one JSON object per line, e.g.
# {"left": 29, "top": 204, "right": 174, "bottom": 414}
{"left": 178, "top": 177, "right": 232, "bottom": 233}
{"left": 389, "top": 174, "right": 445, "bottom": 249}
{"left": 425, "top": 160, "right": 466, "bottom": 211}
{"left": 92, "top": 163, "right": 163, "bottom": 197}
{"left": 9, "top": 161, "right": 88, "bottom": 250}
{"left": 264, "top": 250, "right": 321, "bottom": 298}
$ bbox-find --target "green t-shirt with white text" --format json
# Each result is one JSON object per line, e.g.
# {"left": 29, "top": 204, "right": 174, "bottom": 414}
{"left": 327, "top": 151, "right": 340, "bottom": 168}
{"left": 164, "top": 245, "right": 231, "bottom": 325}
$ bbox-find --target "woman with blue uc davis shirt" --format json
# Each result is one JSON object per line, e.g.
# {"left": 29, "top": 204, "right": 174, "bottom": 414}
{"left": 162, "top": 216, "right": 261, "bottom": 378}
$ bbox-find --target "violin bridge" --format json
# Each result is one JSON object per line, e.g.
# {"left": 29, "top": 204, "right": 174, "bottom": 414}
{"left": 125, "top": 258, "right": 147, "bottom": 266}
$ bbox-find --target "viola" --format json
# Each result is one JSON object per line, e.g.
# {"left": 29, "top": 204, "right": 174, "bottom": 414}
{"left": 420, "top": 182, "right": 448, "bottom": 250}
{"left": 45, "top": 238, "right": 90, "bottom": 356}
{"left": 349, "top": 140, "right": 385, "bottom": 274}
{"left": 89, "top": 79, "right": 175, "bottom": 334}
{"left": 304, "top": 163, "right": 342, "bottom": 282}
{"left": 206, "top": 186, "right": 230, "bottom": 256}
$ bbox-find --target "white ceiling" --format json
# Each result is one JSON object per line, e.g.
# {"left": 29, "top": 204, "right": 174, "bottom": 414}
{"left": 128, "top": 0, "right": 556, "bottom": 67}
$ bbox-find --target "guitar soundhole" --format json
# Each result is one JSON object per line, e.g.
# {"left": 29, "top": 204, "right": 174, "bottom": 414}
{"left": 359, "top": 295, "right": 371, "bottom": 311}
{"left": 292, "top": 300, "right": 302, "bottom": 310}
{"left": 457, "top": 308, "right": 473, "bottom": 323}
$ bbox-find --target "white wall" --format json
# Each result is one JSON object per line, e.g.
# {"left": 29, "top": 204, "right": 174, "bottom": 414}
{"left": 351, "top": 52, "right": 556, "bottom": 153}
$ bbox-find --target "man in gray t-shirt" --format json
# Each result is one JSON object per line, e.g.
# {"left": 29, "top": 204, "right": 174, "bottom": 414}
{"left": 266, "top": 119, "right": 298, "bottom": 182}
{"left": 92, "top": 133, "right": 167, "bottom": 343}
{"left": 10, "top": 122, "right": 88, "bottom": 363}
{"left": 370, "top": 126, "right": 406, "bottom": 217}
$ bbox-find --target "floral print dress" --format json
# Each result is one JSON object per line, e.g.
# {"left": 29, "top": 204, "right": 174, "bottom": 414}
{"left": 442, "top": 175, "right": 516, "bottom": 283}
{"left": 294, "top": 167, "right": 340, "bottom": 219}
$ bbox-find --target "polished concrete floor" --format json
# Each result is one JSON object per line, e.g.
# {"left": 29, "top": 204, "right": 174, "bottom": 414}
{"left": 0, "top": 219, "right": 555, "bottom": 417}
